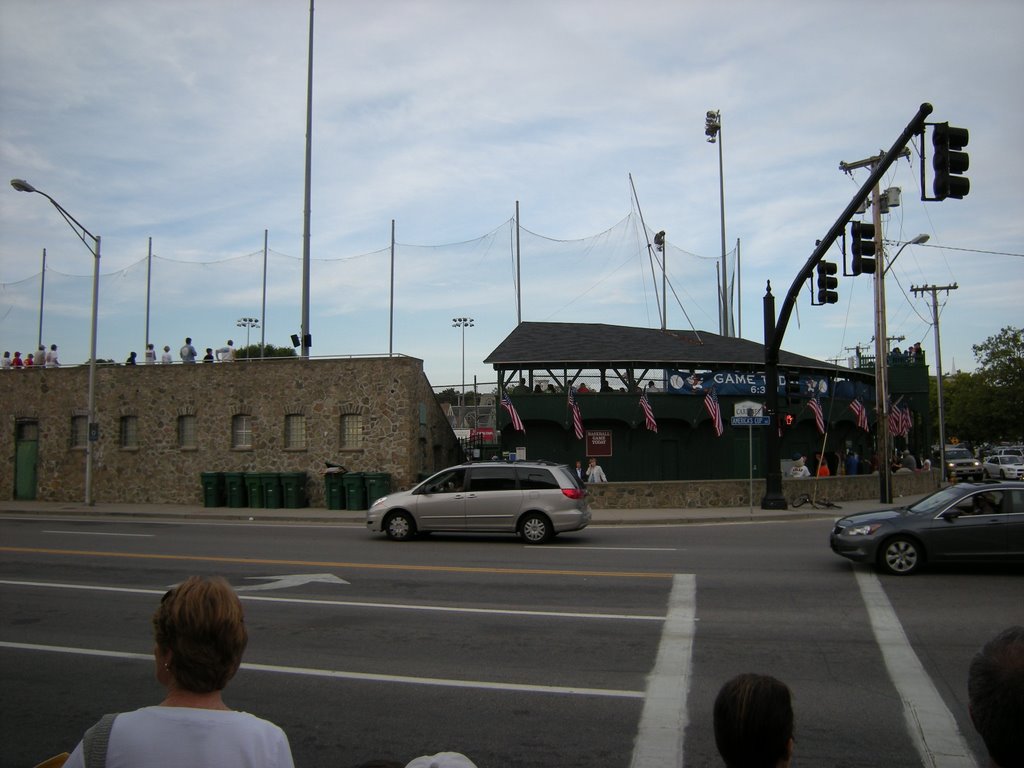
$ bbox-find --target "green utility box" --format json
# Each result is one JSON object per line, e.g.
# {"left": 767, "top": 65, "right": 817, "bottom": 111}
{"left": 281, "top": 472, "right": 308, "bottom": 509}
{"left": 260, "top": 473, "right": 283, "bottom": 509}
{"left": 200, "top": 472, "right": 225, "bottom": 508}
{"left": 325, "top": 472, "right": 346, "bottom": 510}
{"left": 224, "top": 472, "right": 247, "bottom": 508}
{"left": 342, "top": 472, "right": 367, "bottom": 511}
{"left": 364, "top": 472, "right": 392, "bottom": 506}
{"left": 244, "top": 473, "right": 265, "bottom": 508}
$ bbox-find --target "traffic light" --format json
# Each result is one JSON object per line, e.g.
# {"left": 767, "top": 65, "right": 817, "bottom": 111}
{"left": 816, "top": 260, "right": 838, "bottom": 304}
{"left": 932, "top": 123, "right": 969, "bottom": 200}
{"left": 850, "top": 221, "right": 876, "bottom": 275}
{"left": 784, "top": 413, "right": 795, "bottom": 428}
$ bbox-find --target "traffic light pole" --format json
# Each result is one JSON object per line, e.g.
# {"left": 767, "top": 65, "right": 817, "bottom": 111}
{"left": 871, "top": 182, "right": 894, "bottom": 504}
{"left": 760, "top": 102, "right": 933, "bottom": 510}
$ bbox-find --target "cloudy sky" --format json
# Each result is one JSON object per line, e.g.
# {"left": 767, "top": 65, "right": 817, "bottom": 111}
{"left": 2, "top": 0, "right": 1021, "bottom": 389}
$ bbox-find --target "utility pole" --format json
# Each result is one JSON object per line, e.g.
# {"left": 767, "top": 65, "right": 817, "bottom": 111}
{"left": 839, "top": 147, "right": 909, "bottom": 504}
{"left": 911, "top": 283, "right": 958, "bottom": 481}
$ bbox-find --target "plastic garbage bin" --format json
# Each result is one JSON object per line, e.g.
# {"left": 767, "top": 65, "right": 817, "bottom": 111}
{"left": 260, "top": 472, "right": 283, "bottom": 509}
{"left": 244, "top": 473, "right": 264, "bottom": 508}
{"left": 200, "top": 472, "right": 225, "bottom": 508}
{"left": 224, "top": 472, "right": 247, "bottom": 508}
{"left": 324, "top": 471, "right": 347, "bottom": 510}
{"left": 281, "top": 472, "right": 308, "bottom": 509}
{"left": 342, "top": 472, "right": 367, "bottom": 510}
{"left": 364, "top": 472, "right": 392, "bottom": 506}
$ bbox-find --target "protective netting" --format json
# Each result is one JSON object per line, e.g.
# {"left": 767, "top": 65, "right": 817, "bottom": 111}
{"left": 1, "top": 211, "right": 725, "bottom": 369}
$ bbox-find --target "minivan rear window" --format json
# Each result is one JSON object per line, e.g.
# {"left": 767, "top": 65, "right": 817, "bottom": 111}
{"left": 517, "top": 467, "right": 559, "bottom": 490}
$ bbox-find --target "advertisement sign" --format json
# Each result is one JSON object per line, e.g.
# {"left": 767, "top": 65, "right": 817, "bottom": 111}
{"left": 666, "top": 369, "right": 833, "bottom": 398}
{"left": 586, "top": 429, "right": 613, "bottom": 457}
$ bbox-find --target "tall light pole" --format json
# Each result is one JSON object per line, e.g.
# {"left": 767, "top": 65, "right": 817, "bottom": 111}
{"left": 12, "top": 179, "right": 100, "bottom": 505}
{"left": 705, "top": 109, "right": 729, "bottom": 336}
{"left": 452, "top": 317, "right": 474, "bottom": 427}
{"left": 237, "top": 317, "right": 260, "bottom": 356}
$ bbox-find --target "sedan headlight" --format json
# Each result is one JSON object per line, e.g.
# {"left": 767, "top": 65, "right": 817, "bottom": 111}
{"left": 844, "top": 523, "right": 883, "bottom": 536}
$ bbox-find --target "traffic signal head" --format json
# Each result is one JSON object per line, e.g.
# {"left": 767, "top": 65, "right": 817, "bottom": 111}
{"left": 932, "top": 123, "right": 970, "bottom": 200}
{"left": 816, "top": 260, "right": 838, "bottom": 304}
{"left": 850, "top": 221, "right": 876, "bottom": 276}
{"left": 784, "top": 413, "right": 794, "bottom": 427}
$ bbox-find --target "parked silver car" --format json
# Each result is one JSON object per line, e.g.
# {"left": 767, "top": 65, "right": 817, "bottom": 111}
{"left": 366, "top": 460, "right": 591, "bottom": 544}
{"left": 983, "top": 454, "right": 1024, "bottom": 479}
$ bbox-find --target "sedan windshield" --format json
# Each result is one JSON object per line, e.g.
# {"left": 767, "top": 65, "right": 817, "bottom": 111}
{"left": 908, "top": 486, "right": 965, "bottom": 515}
{"left": 946, "top": 449, "right": 972, "bottom": 460}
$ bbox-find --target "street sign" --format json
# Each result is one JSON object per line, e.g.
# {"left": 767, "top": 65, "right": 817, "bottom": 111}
{"left": 730, "top": 416, "right": 772, "bottom": 427}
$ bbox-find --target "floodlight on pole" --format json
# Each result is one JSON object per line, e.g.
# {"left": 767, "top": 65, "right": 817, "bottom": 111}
{"left": 11, "top": 178, "right": 101, "bottom": 506}
{"left": 705, "top": 109, "right": 729, "bottom": 336}
{"left": 452, "top": 317, "right": 474, "bottom": 427}
{"left": 236, "top": 317, "right": 260, "bottom": 355}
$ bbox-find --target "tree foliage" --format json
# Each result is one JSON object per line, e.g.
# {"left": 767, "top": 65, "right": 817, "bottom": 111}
{"left": 236, "top": 344, "right": 297, "bottom": 359}
{"left": 934, "top": 327, "right": 1024, "bottom": 445}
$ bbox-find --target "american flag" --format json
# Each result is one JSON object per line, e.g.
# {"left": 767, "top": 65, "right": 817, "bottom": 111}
{"left": 501, "top": 393, "right": 525, "bottom": 433}
{"left": 808, "top": 395, "right": 826, "bottom": 435}
{"left": 639, "top": 392, "right": 658, "bottom": 433}
{"left": 887, "top": 399, "right": 910, "bottom": 438}
{"left": 849, "top": 398, "right": 869, "bottom": 432}
{"left": 898, "top": 404, "right": 912, "bottom": 438}
{"left": 567, "top": 387, "right": 584, "bottom": 440}
{"left": 704, "top": 389, "right": 724, "bottom": 437}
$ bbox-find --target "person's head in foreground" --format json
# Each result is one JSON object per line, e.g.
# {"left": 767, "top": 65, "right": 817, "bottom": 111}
{"left": 714, "top": 673, "right": 793, "bottom": 768}
{"left": 153, "top": 575, "right": 248, "bottom": 696}
{"left": 405, "top": 752, "right": 478, "bottom": 768}
{"left": 968, "top": 625, "right": 1024, "bottom": 768}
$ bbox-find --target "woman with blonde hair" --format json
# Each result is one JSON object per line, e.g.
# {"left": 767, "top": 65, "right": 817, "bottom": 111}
{"left": 62, "top": 576, "right": 293, "bottom": 767}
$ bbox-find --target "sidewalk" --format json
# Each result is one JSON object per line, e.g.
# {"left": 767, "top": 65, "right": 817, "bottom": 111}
{"left": 0, "top": 493, "right": 926, "bottom": 526}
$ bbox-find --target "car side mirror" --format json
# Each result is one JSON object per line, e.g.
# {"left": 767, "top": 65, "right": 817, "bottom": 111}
{"left": 940, "top": 508, "right": 962, "bottom": 520}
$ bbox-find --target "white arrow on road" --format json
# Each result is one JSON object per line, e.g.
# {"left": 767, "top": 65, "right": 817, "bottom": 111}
{"left": 235, "top": 573, "right": 350, "bottom": 592}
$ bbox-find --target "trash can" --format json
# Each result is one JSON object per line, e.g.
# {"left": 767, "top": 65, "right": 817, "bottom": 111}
{"left": 244, "top": 473, "right": 264, "bottom": 509}
{"left": 200, "top": 472, "right": 225, "bottom": 508}
{"left": 260, "top": 472, "right": 283, "bottom": 509}
{"left": 342, "top": 472, "right": 367, "bottom": 511}
{"left": 364, "top": 472, "right": 392, "bottom": 506}
{"left": 281, "top": 472, "right": 308, "bottom": 509}
{"left": 324, "top": 471, "right": 347, "bottom": 510}
{"left": 224, "top": 472, "right": 247, "bottom": 508}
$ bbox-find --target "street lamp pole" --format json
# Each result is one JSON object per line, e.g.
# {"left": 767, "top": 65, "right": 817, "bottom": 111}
{"left": 705, "top": 110, "right": 728, "bottom": 336}
{"left": 452, "top": 317, "right": 474, "bottom": 427}
{"left": 12, "top": 179, "right": 100, "bottom": 506}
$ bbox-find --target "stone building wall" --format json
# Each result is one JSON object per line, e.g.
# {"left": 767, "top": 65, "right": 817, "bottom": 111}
{"left": 0, "top": 357, "right": 462, "bottom": 505}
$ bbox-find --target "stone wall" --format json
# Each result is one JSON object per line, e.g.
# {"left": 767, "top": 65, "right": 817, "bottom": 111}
{"left": 0, "top": 357, "right": 462, "bottom": 504}
{"left": 584, "top": 469, "right": 943, "bottom": 509}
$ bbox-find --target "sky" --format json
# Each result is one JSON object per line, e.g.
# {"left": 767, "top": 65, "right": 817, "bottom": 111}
{"left": 2, "top": 0, "right": 1022, "bottom": 391}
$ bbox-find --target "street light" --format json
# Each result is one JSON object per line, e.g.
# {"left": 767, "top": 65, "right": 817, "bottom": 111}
{"left": 883, "top": 234, "right": 929, "bottom": 275}
{"left": 12, "top": 179, "right": 101, "bottom": 505}
{"left": 705, "top": 109, "right": 729, "bottom": 336}
{"left": 452, "top": 317, "right": 474, "bottom": 427}
{"left": 236, "top": 317, "right": 260, "bottom": 357}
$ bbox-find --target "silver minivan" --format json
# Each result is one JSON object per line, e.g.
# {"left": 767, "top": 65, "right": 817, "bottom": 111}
{"left": 366, "top": 460, "right": 591, "bottom": 544}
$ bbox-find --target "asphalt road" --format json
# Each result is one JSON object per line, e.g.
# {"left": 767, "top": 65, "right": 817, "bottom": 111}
{"left": 1, "top": 514, "right": 1018, "bottom": 767}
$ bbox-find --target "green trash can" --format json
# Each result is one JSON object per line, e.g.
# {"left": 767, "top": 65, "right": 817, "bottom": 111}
{"left": 324, "top": 472, "right": 346, "bottom": 510}
{"left": 364, "top": 472, "right": 392, "bottom": 506}
{"left": 200, "top": 472, "right": 225, "bottom": 508}
{"left": 244, "top": 473, "right": 264, "bottom": 508}
{"left": 342, "top": 472, "right": 367, "bottom": 510}
{"left": 224, "top": 472, "right": 247, "bottom": 508}
{"left": 260, "top": 472, "right": 283, "bottom": 509}
{"left": 281, "top": 472, "right": 308, "bottom": 509}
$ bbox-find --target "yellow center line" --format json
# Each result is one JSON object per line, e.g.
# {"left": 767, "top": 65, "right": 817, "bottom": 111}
{"left": 0, "top": 546, "right": 674, "bottom": 579}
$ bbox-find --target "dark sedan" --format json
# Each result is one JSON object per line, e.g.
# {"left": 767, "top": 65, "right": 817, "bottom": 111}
{"left": 830, "top": 481, "right": 1024, "bottom": 574}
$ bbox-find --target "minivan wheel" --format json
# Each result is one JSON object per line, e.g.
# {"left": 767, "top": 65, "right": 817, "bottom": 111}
{"left": 519, "top": 513, "right": 552, "bottom": 545}
{"left": 879, "top": 536, "right": 923, "bottom": 575}
{"left": 384, "top": 511, "right": 416, "bottom": 541}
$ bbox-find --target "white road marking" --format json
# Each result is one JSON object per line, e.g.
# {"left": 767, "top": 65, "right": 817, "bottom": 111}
{"left": 0, "top": 579, "right": 666, "bottom": 621}
{"left": 43, "top": 530, "right": 155, "bottom": 537}
{"left": 630, "top": 573, "right": 696, "bottom": 768}
{"left": 0, "top": 641, "right": 644, "bottom": 699}
{"left": 236, "top": 573, "right": 350, "bottom": 591}
{"left": 855, "top": 570, "right": 977, "bottom": 768}
{"left": 539, "top": 546, "right": 679, "bottom": 552}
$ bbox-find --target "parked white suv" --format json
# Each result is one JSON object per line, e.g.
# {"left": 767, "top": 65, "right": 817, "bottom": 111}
{"left": 366, "top": 460, "right": 591, "bottom": 544}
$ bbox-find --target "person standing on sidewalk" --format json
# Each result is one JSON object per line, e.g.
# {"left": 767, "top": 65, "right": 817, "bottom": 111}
{"left": 586, "top": 457, "right": 608, "bottom": 483}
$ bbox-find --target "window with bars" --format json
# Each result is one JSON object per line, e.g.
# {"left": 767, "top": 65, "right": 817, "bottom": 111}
{"left": 232, "top": 414, "right": 253, "bottom": 449}
{"left": 340, "top": 414, "right": 363, "bottom": 449}
{"left": 284, "top": 414, "right": 307, "bottom": 450}
{"left": 178, "top": 415, "right": 197, "bottom": 449}
{"left": 119, "top": 416, "right": 139, "bottom": 449}
{"left": 70, "top": 415, "right": 88, "bottom": 448}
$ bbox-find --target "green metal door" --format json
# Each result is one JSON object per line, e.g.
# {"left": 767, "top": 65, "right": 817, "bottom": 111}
{"left": 15, "top": 420, "right": 39, "bottom": 500}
